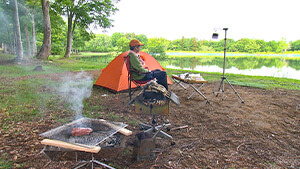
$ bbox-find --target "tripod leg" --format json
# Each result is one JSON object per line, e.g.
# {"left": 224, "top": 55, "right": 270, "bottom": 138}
{"left": 221, "top": 77, "right": 225, "bottom": 100}
{"left": 224, "top": 78, "right": 245, "bottom": 103}
{"left": 208, "top": 78, "right": 224, "bottom": 102}
{"left": 217, "top": 78, "right": 225, "bottom": 97}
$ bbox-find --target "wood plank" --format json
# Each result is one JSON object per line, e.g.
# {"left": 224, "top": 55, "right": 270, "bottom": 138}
{"left": 99, "top": 119, "right": 132, "bottom": 136}
{"left": 118, "top": 128, "right": 132, "bottom": 136}
{"left": 41, "top": 139, "right": 101, "bottom": 153}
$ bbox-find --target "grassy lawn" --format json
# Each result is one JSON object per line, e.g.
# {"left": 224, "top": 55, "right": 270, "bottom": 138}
{"left": 167, "top": 69, "right": 300, "bottom": 90}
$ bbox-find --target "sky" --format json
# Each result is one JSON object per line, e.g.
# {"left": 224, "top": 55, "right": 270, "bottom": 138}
{"left": 94, "top": 0, "right": 300, "bottom": 42}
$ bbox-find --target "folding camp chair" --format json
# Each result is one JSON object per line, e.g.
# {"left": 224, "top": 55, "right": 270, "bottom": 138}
{"left": 124, "top": 55, "right": 151, "bottom": 100}
{"left": 171, "top": 74, "right": 209, "bottom": 103}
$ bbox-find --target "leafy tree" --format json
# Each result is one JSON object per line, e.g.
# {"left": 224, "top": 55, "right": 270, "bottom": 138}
{"left": 159, "top": 38, "right": 171, "bottom": 52}
{"left": 267, "top": 40, "right": 279, "bottom": 53}
{"left": 51, "top": 0, "right": 119, "bottom": 58}
{"left": 200, "top": 45, "right": 214, "bottom": 51}
{"left": 198, "top": 40, "right": 214, "bottom": 51}
{"left": 211, "top": 40, "right": 224, "bottom": 52}
{"left": 180, "top": 36, "right": 185, "bottom": 51}
{"left": 170, "top": 39, "right": 181, "bottom": 51}
{"left": 125, "top": 33, "right": 136, "bottom": 40}
{"left": 202, "top": 40, "right": 223, "bottom": 52}
{"left": 49, "top": 9, "right": 66, "bottom": 55}
{"left": 255, "top": 39, "right": 271, "bottom": 52}
{"left": 116, "top": 36, "right": 130, "bottom": 52}
{"left": 111, "top": 32, "right": 124, "bottom": 47}
{"left": 182, "top": 38, "right": 193, "bottom": 51}
{"left": 277, "top": 38, "right": 289, "bottom": 53}
{"left": 224, "top": 38, "right": 235, "bottom": 51}
{"left": 136, "top": 34, "right": 148, "bottom": 48}
{"left": 233, "top": 38, "right": 260, "bottom": 53}
{"left": 84, "top": 34, "right": 112, "bottom": 52}
{"left": 72, "top": 27, "right": 93, "bottom": 53}
{"left": 148, "top": 38, "right": 167, "bottom": 58}
{"left": 290, "top": 40, "right": 300, "bottom": 51}
{"left": 191, "top": 37, "right": 198, "bottom": 51}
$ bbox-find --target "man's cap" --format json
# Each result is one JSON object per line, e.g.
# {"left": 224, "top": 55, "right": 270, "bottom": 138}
{"left": 129, "top": 39, "right": 144, "bottom": 47}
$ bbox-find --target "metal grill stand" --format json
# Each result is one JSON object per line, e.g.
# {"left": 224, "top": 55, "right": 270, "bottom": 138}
{"left": 133, "top": 115, "right": 173, "bottom": 161}
{"left": 132, "top": 86, "right": 175, "bottom": 160}
{"left": 41, "top": 145, "right": 115, "bottom": 169}
{"left": 40, "top": 118, "right": 132, "bottom": 169}
{"left": 74, "top": 153, "right": 115, "bottom": 169}
{"left": 139, "top": 115, "right": 172, "bottom": 140}
{"left": 134, "top": 92, "right": 173, "bottom": 141}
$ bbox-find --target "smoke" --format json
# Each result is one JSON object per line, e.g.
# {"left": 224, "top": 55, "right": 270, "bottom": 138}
{"left": 58, "top": 71, "right": 93, "bottom": 119}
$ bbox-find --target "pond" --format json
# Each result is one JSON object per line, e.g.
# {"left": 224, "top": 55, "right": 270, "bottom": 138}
{"left": 163, "top": 55, "right": 300, "bottom": 80}
{"left": 73, "top": 53, "right": 300, "bottom": 80}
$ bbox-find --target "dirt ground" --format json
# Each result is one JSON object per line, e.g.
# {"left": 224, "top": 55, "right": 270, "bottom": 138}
{"left": 0, "top": 70, "right": 299, "bottom": 168}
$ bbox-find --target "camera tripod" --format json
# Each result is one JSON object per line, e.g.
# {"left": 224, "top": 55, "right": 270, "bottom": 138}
{"left": 207, "top": 28, "right": 244, "bottom": 104}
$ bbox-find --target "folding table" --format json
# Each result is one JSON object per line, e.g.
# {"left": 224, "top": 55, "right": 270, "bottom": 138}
{"left": 171, "top": 74, "right": 209, "bottom": 103}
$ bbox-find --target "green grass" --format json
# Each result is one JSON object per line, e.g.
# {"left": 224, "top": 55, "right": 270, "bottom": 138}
{"left": 0, "top": 157, "right": 14, "bottom": 169}
{"left": 72, "top": 51, "right": 118, "bottom": 57}
{"left": 0, "top": 79, "right": 61, "bottom": 128}
{"left": 56, "top": 58, "right": 103, "bottom": 71}
{"left": 167, "top": 69, "right": 300, "bottom": 90}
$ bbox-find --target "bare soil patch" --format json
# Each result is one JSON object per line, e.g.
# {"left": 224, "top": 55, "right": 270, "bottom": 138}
{"left": 0, "top": 70, "right": 299, "bottom": 168}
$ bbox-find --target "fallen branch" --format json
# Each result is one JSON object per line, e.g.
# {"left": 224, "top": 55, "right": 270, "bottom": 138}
{"left": 170, "top": 125, "right": 188, "bottom": 131}
{"left": 237, "top": 143, "right": 245, "bottom": 151}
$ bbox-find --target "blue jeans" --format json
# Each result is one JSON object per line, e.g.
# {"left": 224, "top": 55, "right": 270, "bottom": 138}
{"left": 140, "top": 69, "right": 168, "bottom": 90}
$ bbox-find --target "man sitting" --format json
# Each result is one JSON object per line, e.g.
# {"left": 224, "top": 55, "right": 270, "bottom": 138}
{"left": 127, "top": 39, "right": 168, "bottom": 90}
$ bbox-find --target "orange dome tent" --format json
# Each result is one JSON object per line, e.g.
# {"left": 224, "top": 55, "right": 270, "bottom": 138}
{"left": 94, "top": 51, "right": 172, "bottom": 92}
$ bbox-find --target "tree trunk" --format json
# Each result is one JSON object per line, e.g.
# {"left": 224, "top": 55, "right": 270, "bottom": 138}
{"left": 13, "top": 30, "right": 16, "bottom": 54}
{"left": 65, "top": 15, "right": 73, "bottom": 58}
{"left": 13, "top": 0, "right": 23, "bottom": 61}
{"left": 6, "top": 24, "right": 12, "bottom": 54}
{"left": 64, "top": 27, "right": 72, "bottom": 58}
{"left": 64, "top": 13, "right": 75, "bottom": 58}
{"left": 36, "top": 0, "right": 51, "bottom": 60}
{"left": 2, "top": 43, "right": 7, "bottom": 54}
{"left": 25, "top": 24, "right": 31, "bottom": 56}
{"left": 31, "top": 11, "right": 37, "bottom": 56}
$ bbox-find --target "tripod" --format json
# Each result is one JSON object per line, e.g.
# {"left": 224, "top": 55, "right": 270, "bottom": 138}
{"left": 207, "top": 28, "right": 244, "bottom": 104}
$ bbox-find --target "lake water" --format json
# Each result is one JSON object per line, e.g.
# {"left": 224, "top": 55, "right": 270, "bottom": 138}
{"left": 73, "top": 53, "right": 300, "bottom": 80}
{"left": 164, "top": 55, "right": 300, "bottom": 80}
